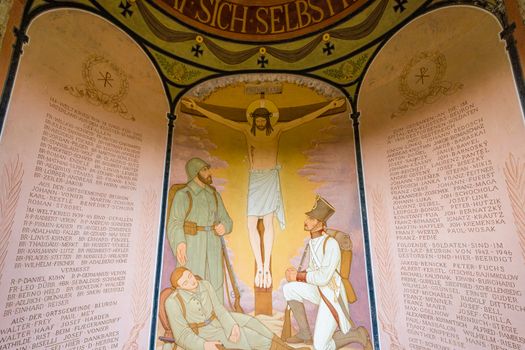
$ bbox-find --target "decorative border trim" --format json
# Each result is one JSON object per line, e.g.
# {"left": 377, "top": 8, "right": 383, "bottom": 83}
{"left": 136, "top": 0, "right": 388, "bottom": 65}
{"left": 186, "top": 72, "right": 343, "bottom": 100}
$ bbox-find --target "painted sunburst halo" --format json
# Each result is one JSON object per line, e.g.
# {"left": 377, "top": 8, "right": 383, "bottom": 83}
{"left": 246, "top": 98, "right": 279, "bottom": 127}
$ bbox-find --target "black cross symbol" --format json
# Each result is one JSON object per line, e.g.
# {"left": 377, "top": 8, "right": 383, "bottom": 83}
{"left": 257, "top": 55, "right": 269, "bottom": 68}
{"left": 415, "top": 67, "right": 429, "bottom": 85}
{"left": 119, "top": 1, "right": 133, "bottom": 17}
{"left": 323, "top": 42, "right": 335, "bottom": 56}
{"left": 393, "top": 0, "right": 408, "bottom": 13}
{"left": 98, "top": 72, "right": 114, "bottom": 88}
{"left": 191, "top": 44, "right": 204, "bottom": 58}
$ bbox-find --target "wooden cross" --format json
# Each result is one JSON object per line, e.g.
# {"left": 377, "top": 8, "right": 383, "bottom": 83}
{"left": 254, "top": 218, "right": 273, "bottom": 315}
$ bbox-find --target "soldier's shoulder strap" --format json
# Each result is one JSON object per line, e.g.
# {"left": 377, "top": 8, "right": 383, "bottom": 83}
{"left": 322, "top": 235, "right": 335, "bottom": 254}
{"left": 174, "top": 291, "right": 187, "bottom": 319}
{"left": 185, "top": 192, "right": 192, "bottom": 219}
{"left": 322, "top": 235, "right": 344, "bottom": 279}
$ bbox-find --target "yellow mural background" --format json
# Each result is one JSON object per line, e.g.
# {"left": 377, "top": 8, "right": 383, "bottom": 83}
{"left": 192, "top": 83, "right": 338, "bottom": 290}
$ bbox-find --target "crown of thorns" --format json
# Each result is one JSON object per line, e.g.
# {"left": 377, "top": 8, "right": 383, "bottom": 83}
{"left": 251, "top": 107, "right": 272, "bottom": 118}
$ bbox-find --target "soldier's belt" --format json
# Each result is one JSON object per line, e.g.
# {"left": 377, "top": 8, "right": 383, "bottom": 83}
{"left": 183, "top": 221, "right": 215, "bottom": 235}
{"left": 188, "top": 312, "right": 217, "bottom": 334}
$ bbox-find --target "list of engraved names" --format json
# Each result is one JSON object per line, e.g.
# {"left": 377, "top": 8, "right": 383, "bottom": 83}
{"left": 386, "top": 100, "right": 524, "bottom": 350}
{"left": 0, "top": 97, "right": 143, "bottom": 350}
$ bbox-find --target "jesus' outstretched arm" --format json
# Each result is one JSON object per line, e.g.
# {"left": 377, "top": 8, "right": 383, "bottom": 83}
{"left": 181, "top": 97, "right": 245, "bottom": 132}
{"left": 279, "top": 97, "right": 346, "bottom": 132}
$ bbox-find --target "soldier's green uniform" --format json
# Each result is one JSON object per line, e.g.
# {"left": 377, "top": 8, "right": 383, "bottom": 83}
{"left": 166, "top": 279, "right": 274, "bottom": 350}
{"left": 167, "top": 158, "right": 233, "bottom": 302}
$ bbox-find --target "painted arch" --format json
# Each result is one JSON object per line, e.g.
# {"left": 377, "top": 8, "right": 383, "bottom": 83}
{"left": 0, "top": 1, "right": 524, "bottom": 350}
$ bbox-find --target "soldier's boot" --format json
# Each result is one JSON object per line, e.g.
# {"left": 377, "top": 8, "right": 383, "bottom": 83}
{"left": 333, "top": 326, "right": 372, "bottom": 350}
{"left": 271, "top": 336, "right": 310, "bottom": 350}
{"left": 285, "top": 301, "right": 313, "bottom": 345}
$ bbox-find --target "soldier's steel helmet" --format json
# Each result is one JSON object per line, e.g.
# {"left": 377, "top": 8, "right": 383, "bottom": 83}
{"left": 185, "top": 157, "right": 210, "bottom": 181}
{"left": 305, "top": 195, "right": 336, "bottom": 223}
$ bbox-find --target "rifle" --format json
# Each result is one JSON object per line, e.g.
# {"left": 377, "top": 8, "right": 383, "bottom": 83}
{"left": 213, "top": 209, "right": 243, "bottom": 313}
{"left": 221, "top": 236, "right": 244, "bottom": 313}
{"left": 281, "top": 244, "right": 309, "bottom": 340}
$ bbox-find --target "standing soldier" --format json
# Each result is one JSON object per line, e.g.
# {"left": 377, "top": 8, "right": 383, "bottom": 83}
{"left": 167, "top": 157, "right": 233, "bottom": 303}
{"left": 283, "top": 196, "right": 371, "bottom": 350}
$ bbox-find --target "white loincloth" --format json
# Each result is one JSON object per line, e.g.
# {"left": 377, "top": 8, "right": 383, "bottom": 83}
{"left": 247, "top": 167, "right": 285, "bottom": 230}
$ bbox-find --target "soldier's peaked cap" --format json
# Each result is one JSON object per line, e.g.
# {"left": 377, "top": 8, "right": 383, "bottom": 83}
{"left": 186, "top": 157, "right": 210, "bottom": 181}
{"left": 305, "top": 195, "right": 335, "bottom": 223}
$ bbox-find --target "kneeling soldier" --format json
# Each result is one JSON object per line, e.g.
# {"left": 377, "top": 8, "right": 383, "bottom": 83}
{"left": 283, "top": 196, "right": 371, "bottom": 350}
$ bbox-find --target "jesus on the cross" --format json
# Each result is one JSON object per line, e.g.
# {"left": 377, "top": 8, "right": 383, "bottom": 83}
{"left": 181, "top": 96, "right": 345, "bottom": 288}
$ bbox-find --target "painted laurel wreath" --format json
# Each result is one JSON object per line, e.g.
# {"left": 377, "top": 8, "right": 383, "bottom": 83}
{"left": 65, "top": 55, "right": 135, "bottom": 121}
{"left": 0, "top": 157, "right": 24, "bottom": 284}
{"left": 392, "top": 51, "right": 463, "bottom": 119}
{"left": 503, "top": 153, "right": 525, "bottom": 262}
{"left": 399, "top": 51, "right": 447, "bottom": 100}
{"left": 122, "top": 189, "right": 158, "bottom": 350}
{"left": 371, "top": 189, "right": 404, "bottom": 349}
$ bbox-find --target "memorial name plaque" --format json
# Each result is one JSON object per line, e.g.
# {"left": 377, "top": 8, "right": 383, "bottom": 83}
{"left": 360, "top": 8, "right": 525, "bottom": 350}
{"left": 384, "top": 100, "right": 524, "bottom": 350}
{"left": 0, "top": 10, "right": 167, "bottom": 350}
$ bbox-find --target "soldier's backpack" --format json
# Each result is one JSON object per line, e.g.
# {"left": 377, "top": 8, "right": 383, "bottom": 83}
{"left": 167, "top": 184, "right": 186, "bottom": 223}
{"left": 323, "top": 229, "right": 357, "bottom": 304}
